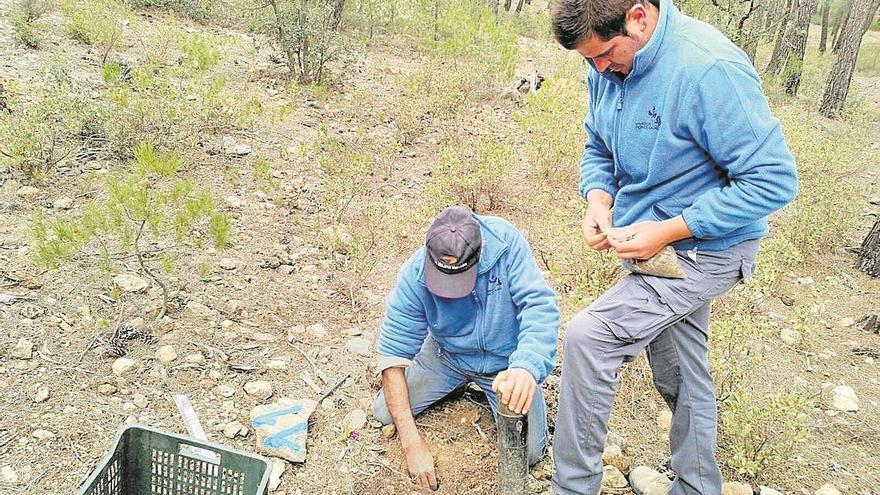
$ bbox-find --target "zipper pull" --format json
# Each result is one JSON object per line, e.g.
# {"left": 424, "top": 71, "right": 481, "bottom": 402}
{"left": 617, "top": 94, "right": 623, "bottom": 110}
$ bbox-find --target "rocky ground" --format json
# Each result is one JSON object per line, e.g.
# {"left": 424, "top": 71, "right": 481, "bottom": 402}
{"left": 1, "top": 2, "right": 879, "bottom": 495}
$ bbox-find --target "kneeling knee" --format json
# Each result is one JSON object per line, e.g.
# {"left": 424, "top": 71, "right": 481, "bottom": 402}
{"left": 371, "top": 390, "right": 393, "bottom": 426}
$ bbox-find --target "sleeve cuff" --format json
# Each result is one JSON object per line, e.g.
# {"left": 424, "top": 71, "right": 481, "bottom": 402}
{"left": 581, "top": 183, "right": 618, "bottom": 201}
{"left": 377, "top": 355, "right": 413, "bottom": 373}
{"left": 680, "top": 207, "right": 706, "bottom": 239}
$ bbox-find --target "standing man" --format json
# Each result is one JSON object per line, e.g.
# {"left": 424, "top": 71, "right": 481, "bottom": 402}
{"left": 549, "top": 0, "right": 798, "bottom": 494}
{"left": 373, "top": 206, "right": 560, "bottom": 490}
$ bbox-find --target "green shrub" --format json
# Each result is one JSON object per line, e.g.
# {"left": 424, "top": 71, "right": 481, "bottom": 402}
{"left": 178, "top": 33, "right": 220, "bottom": 72}
{"left": 424, "top": 135, "right": 513, "bottom": 213}
{"left": 719, "top": 391, "right": 811, "bottom": 479}
{"left": 10, "top": 0, "right": 50, "bottom": 49}
{"left": 61, "top": 0, "right": 129, "bottom": 63}
{"left": 253, "top": 0, "right": 352, "bottom": 84}
{"left": 0, "top": 69, "right": 99, "bottom": 180}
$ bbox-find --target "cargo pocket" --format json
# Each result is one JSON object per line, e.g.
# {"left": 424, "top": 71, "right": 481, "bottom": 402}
{"left": 590, "top": 277, "right": 681, "bottom": 343}
{"left": 740, "top": 257, "right": 756, "bottom": 280}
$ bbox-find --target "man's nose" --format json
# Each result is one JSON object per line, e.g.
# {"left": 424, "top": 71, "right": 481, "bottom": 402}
{"left": 594, "top": 58, "right": 611, "bottom": 72}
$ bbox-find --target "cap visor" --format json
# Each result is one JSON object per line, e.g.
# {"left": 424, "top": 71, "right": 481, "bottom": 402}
{"left": 424, "top": 257, "right": 477, "bottom": 299}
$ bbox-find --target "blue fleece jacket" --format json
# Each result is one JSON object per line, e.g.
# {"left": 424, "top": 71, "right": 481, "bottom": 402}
{"left": 377, "top": 215, "right": 559, "bottom": 384}
{"left": 580, "top": 0, "right": 799, "bottom": 251}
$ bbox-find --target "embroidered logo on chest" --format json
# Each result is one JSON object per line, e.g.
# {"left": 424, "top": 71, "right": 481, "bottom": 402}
{"left": 635, "top": 106, "right": 661, "bottom": 130}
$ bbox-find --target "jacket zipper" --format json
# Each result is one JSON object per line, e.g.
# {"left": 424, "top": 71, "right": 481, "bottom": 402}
{"left": 613, "top": 88, "right": 625, "bottom": 173}
{"left": 472, "top": 290, "right": 486, "bottom": 373}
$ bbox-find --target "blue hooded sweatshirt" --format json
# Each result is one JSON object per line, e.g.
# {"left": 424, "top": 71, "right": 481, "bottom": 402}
{"left": 377, "top": 215, "right": 559, "bottom": 384}
{"left": 580, "top": 0, "right": 799, "bottom": 251}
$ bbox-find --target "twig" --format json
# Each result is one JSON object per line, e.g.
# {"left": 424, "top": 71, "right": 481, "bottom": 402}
{"left": 289, "top": 342, "right": 329, "bottom": 383}
{"left": 474, "top": 423, "right": 488, "bottom": 440}
{"left": 134, "top": 219, "right": 168, "bottom": 321}
{"left": 54, "top": 366, "right": 95, "bottom": 374}
{"left": 301, "top": 371, "right": 322, "bottom": 393}
{"left": 317, "top": 373, "right": 350, "bottom": 403}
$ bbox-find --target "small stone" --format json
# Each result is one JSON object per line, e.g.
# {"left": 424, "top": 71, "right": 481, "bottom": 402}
{"left": 112, "top": 358, "right": 139, "bottom": 376}
{"left": 265, "top": 359, "right": 288, "bottom": 370}
{"left": 217, "top": 385, "right": 236, "bottom": 398}
{"left": 269, "top": 458, "right": 286, "bottom": 491}
{"left": 629, "top": 466, "right": 670, "bottom": 495}
{"left": 306, "top": 324, "right": 328, "bottom": 340}
{"left": 657, "top": 409, "right": 673, "bottom": 430}
{"left": 155, "top": 345, "right": 178, "bottom": 364}
{"left": 219, "top": 258, "right": 236, "bottom": 270}
{"left": 113, "top": 274, "right": 149, "bottom": 293}
{"left": 722, "top": 482, "right": 753, "bottom": 495}
{"left": 227, "top": 300, "right": 244, "bottom": 314}
{"left": 601, "top": 465, "right": 628, "bottom": 489}
{"left": 2, "top": 465, "right": 18, "bottom": 483}
{"left": 225, "top": 195, "right": 243, "bottom": 209}
{"left": 760, "top": 486, "right": 784, "bottom": 495}
{"left": 223, "top": 421, "right": 246, "bottom": 439}
{"left": 54, "top": 197, "right": 73, "bottom": 210}
{"left": 343, "top": 409, "right": 368, "bottom": 431}
{"left": 796, "top": 276, "right": 815, "bottom": 285}
{"left": 345, "top": 337, "right": 372, "bottom": 357}
{"left": 16, "top": 186, "right": 41, "bottom": 199}
{"left": 10, "top": 338, "right": 34, "bottom": 359}
{"left": 183, "top": 301, "right": 217, "bottom": 321}
{"left": 869, "top": 195, "right": 880, "bottom": 206}
{"left": 780, "top": 328, "right": 801, "bottom": 346}
{"left": 122, "top": 402, "right": 137, "bottom": 412}
{"left": 33, "top": 387, "right": 49, "bottom": 403}
{"left": 133, "top": 394, "right": 148, "bottom": 408}
{"left": 837, "top": 317, "right": 855, "bottom": 328}
{"left": 815, "top": 484, "right": 841, "bottom": 495}
{"left": 602, "top": 445, "right": 630, "bottom": 474}
{"left": 343, "top": 327, "right": 362, "bottom": 336}
{"left": 97, "top": 384, "right": 117, "bottom": 395}
{"left": 184, "top": 353, "right": 205, "bottom": 364}
{"left": 244, "top": 380, "right": 273, "bottom": 400}
{"left": 278, "top": 264, "right": 295, "bottom": 275}
{"left": 233, "top": 144, "right": 252, "bottom": 156}
{"left": 32, "top": 429, "right": 55, "bottom": 441}
{"left": 831, "top": 385, "right": 859, "bottom": 412}
{"left": 605, "top": 431, "right": 627, "bottom": 451}
{"left": 250, "top": 332, "right": 278, "bottom": 342}
{"left": 382, "top": 423, "right": 397, "bottom": 439}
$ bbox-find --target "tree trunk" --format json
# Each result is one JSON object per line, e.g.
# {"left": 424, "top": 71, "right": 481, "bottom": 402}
{"left": 819, "top": 0, "right": 830, "bottom": 52}
{"left": 833, "top": 0, "right": 855, "bottom": 51}
{"left": 767, "top": 0, "right": 798, "bottom": 74}
{"left": 820, "top": 0, "right": 880, "bottom": 117}
{"left": 783, "top": 0, "right": 820, "bottom": 94}
{"left": 859, "top": 216, "right": 880, "bottom": 277}
{"left": 503, "top": 0, "right": 512, "bottom": 11}
{"left": 515, "top": 0, "right": 525, "bottom": 13}
{"left": 330, "top": 0, "right": 346, "bottom": 30}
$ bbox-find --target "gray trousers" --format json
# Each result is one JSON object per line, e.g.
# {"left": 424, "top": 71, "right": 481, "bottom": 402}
{"left": 552, "top": 240, "right": 759, "bottom": 495}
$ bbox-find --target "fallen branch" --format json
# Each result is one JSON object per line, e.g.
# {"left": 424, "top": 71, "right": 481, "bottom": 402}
{"left": 317, "top": 373, "right": 350, "bottom": 404}
{"left": 289, "top": 342, "right": 329, "bottom": 383}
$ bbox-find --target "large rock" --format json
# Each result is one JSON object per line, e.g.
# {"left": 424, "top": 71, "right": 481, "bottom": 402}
{"left": 251, "top": 398, "right": 318, "bottom": 463}
{"left": 629, "top": 466, "right": 670, "bottom": 495}
{"left": 815, "top": 484, "right": 841, "bottom": 495}
{"left": 244, "top": 380, "right": 274, "bottom": 400}
{"left": 112, "top": 358, "right": 139, "bottom": 376}
{"left": 113, "top": 274, "right": 149, "bottom": 293}
{"left": 831, "top": 385, "right": 859, "bottom": 412}
{"left": 10, "top": 338, "right": 34, "bottom": 359}
{"left": 601, "top": 465, "right": 628, "bottom": 490}
{"left": 722, "top": 482, "right": 753, "bottom": 495}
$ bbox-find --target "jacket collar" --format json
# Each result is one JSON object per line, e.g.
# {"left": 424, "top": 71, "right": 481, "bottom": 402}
{"left": 474, "top": 215, "right": 509, "bottom": 275}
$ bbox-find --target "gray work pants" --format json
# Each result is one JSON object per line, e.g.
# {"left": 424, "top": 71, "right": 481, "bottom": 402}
{"left": 552, "top": 240, "right": 759, "bottom": 495}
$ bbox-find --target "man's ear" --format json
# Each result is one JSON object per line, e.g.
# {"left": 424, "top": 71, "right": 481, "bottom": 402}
{"left": 625, "top": 3, "right": 648, "bottom": 30}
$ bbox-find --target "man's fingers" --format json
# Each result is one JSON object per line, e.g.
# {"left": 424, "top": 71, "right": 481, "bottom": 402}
{"left": 491, "top": 371, "right": 506, "bottom": 393}
{"left": 507, "top": 377, "right": 524, "bottom": 410}
{"left": 514, "top": 382, "right": 533, "bottom": 414}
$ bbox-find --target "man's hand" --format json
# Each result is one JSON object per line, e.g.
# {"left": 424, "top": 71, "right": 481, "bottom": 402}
{"left": 582, "top": 190, "right": 614, "bottom": 251}
{"left": 492, "top": 368, "right": 537, "bottom": 415}
{"left": 402, "top": 435, "right": 439, "bottom": 491}
{"left": 606, "top": 216, "right": 693, "bottom": 260}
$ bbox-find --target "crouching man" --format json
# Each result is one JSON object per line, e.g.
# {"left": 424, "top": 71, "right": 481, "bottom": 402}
{"left": 372, "top": 206, "right": 560, "bottom": 490}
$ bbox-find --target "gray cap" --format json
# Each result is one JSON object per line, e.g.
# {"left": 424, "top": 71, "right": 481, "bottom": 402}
{"left": 424, "top": 206, "right": 482, "bottom": 299}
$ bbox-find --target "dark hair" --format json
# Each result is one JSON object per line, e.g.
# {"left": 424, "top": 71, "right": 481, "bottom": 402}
{"left": 550, "top": 0, "right": 639, "bottom": 48}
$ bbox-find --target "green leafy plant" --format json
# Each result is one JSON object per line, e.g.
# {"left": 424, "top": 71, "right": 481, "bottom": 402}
{"left": 62, "top": 0, "right": 128, "bottom": 63}
{"left": 10, "top": 0, "right": 50, "bottom": 49}
{"left": 424, "top": 135, "right": 513, "bottom": 212}
{"left": 31, "top": 143, "right": 232, "bottom": 320}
